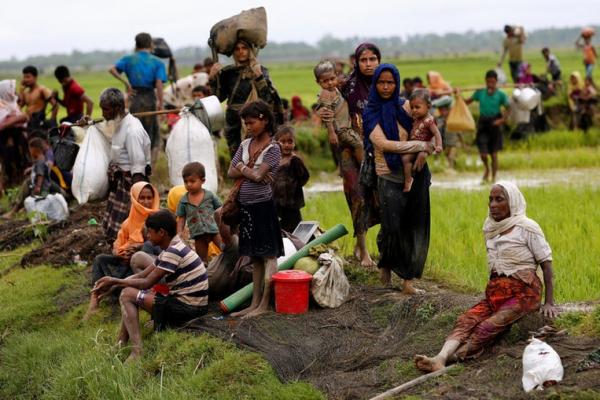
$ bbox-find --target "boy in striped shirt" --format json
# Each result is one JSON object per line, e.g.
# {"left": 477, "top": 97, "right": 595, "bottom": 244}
{"left": 92, "top": 209, "right": 208, "bottom": 362}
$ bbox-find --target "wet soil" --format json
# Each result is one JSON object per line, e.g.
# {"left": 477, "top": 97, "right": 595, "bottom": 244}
{"left": 190, "top": 280, "right": 600, "bottom": 400}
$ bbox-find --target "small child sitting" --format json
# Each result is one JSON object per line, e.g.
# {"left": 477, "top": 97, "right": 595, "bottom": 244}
{"left": 314, "top": 60, "right": 363, "bottom": 163}
{"left": 402, "top": 89, "right": 443, "bottom": 192}
{"left": 176, "top": 162, "right": 222, "bottom": 261}
{"left": 273, "top": 125, "right": 310, "bottom": 233}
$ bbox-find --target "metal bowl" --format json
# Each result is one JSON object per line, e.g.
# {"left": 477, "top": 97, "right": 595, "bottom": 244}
{"left": 192, "top": 95, "right": 225, "bottom": 132}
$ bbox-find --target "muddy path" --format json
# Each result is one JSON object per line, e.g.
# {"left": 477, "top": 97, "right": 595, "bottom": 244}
{"left": 190, "top": 281, "right": 600, "bottom": 400}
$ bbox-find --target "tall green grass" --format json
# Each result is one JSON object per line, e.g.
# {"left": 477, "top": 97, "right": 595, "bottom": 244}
{"left": 304, "top": 185, "right": 600, "bottom": 302}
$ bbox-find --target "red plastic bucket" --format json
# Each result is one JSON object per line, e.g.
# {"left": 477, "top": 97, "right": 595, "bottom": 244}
{"left": 272, "top": 270, "right": 313, "bottom": 314}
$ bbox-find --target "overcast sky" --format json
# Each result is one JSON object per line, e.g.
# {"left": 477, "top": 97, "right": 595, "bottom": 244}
{"left": 2, "top": 0, "right": 599, "bottom": 60}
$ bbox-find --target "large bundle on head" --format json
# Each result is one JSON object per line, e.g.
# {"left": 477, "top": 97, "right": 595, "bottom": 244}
{"left": 208, "top": 7, "right": 268, "bottom": 57}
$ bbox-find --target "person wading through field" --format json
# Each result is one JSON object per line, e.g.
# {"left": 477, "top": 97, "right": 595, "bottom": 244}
{"left": 109, "top": 32, "right": 167, "bottom": 169}
{"left": 415, "top": 182, "right": 557, "bottom": 372}
{"left": 364, "top": 64, "right": 434, "bottom": 292}
{"left": 96, "top": 88, "right": 151, "bottom": 241}
{"left": 498, "top": 25, "right": 526, "bottom": 84}
{"left": 318, "top": 42, "right": 381, "bottom": 268}
{"left": 209, "top": 40, "right": 283, "bottom": 158}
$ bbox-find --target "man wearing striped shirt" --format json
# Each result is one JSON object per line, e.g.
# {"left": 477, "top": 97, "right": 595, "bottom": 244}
{"left": 92, "top": 209, "right": 208, "bottom": 362}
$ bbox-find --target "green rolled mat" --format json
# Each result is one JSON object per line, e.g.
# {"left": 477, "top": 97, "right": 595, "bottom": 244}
{"left": 219, "top": 223, "right": 349, "bottom": 313}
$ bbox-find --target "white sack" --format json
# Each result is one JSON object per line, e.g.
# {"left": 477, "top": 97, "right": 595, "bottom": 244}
{"left": 311, "top": 252, "right": 350, "bottom": 308}
{"left": 71, "top": 125, "right": 111, "bottom": 204}
{"left": 277, "top": 238, "right": 297, "bottom": 265}
{"left": 522, "top": 338, "right": 564, "bottom": 392}
{"left": 166, "top": 111, "right": 218, "bottom": 193}
{"left": 24, "top": 193, "right": 69, "bottom": 221}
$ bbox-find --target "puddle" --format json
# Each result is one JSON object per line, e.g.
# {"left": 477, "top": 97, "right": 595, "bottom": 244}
{"left": 306, "top": 168, "right": 600, "bottom": 193}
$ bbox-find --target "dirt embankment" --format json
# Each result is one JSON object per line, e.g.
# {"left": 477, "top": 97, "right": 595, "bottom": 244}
{"left": 191, "top": 281, "right": 600, "bottom": 400}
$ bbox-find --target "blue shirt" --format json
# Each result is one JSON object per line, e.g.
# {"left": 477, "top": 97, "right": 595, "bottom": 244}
{"left": 115, "top": 51, "right": 167, "bottom": 89}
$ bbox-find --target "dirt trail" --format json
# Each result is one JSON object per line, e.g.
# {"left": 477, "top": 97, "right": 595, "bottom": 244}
{"left": 190, "top": 281, "right": 600, "bottom": 400}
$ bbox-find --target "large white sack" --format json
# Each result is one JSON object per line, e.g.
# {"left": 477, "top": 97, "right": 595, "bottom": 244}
{"left": 164, "top": 73, "right": 209, "bottom": 108}
{"left": 522, "top": 338, "right": 564, "bottom": 392}
{"left": 72, "top": 125, "right": 111, "bottom": 204}
{"left": 24, "top": 193, "right": 69, "bottom": 221}
{"left": 277, "top": 238, "right": 297, "bottom": 265}
{"left": 311, "top": 252, "right": 350, "bottom": 308}
{"left": 166, "top": 111, "right": 218, "bottom": 193}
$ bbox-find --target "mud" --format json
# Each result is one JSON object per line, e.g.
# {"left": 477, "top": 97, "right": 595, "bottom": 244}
{"left": 190, "top": 280, "right": 600, "bottom": 400}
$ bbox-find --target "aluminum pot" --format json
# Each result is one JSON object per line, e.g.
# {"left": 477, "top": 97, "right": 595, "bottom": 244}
{"left": 191, "top": 95, "right": 225, "bottom": 132}
{"left": 512, "top": 88, "right": 540, "bottom": 111}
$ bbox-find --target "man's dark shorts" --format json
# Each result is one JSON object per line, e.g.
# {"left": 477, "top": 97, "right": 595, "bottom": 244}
{"left": 476, "top": 115, "right": 503, "bottom": 154}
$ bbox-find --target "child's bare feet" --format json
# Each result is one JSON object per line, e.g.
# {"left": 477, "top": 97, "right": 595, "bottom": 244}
{"left": 414, "top": 355, "right": 445, "bottom": 372}
{"left": 402, "top": 279, "right": 424, "bottom": 295}
{"left": 241, "top": 304, "right": 269, "bottom": 319}
{"left": 125, "top": 348, "right": 143, "bottom": 363}
{"left": 83, "top": 294, "right": 99, "bottom": 321}
{"left": 360, "top": 252, "right": 376, "bottom": 268}
{"left": 230, "top": 304, "right": 258, "bottom": 318}
{"left": 403, "top": 177, "right": 414, "bottom": 192}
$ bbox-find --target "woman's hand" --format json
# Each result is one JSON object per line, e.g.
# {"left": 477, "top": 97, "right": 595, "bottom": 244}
{"left": 252, "top": 63, "right": 263, "bottom": 78}
{"left": 209, "top": 63, "right": 222, "bottom": 79}
{"left": 540, "top": 303, "right": 559, "bottom": 319}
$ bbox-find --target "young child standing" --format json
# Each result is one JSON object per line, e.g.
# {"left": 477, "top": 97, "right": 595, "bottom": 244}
{"left": 176, "top": 162, "right": 222, "bottom": 261}
{"left": 273, "top": 125, "right": 310, "bottom": 233}
{"left": 463, "top": 70, "right": 510, "bottom": 183}
{"left": 314, "top": 60, "right": 364, "bottom": 163}
{"left": 227, "top": 100, "right": 284, "bottom": 319}
{"left": 402, "top": 89, "right": 443, "bottom": 192}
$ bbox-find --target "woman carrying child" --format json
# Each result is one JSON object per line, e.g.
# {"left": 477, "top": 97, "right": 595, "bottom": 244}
{"left": 176, "top": 162, "right": 222, "bottom": 261}
{"left": 85, "top": 181, "right": 160, "bottom": 319}
{"left": 364, "top": 64, "right": 434, "bottom": 292}
{"left": 273, "top": 125, "right": 310, "bottom": 233}
{"left": 227, "top": 100, "right": 284, "bottom": 318}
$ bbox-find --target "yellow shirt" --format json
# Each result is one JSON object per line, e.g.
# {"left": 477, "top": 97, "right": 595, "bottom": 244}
{"left": 503, "top": 37, "right": 523, "bottom": 62}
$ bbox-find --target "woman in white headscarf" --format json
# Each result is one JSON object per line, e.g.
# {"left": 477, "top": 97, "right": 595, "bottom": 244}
{"left": 415, "top": 182, "right": 557, "bottom": 372}
{"left": 0, "top": 79, "right": 28, "bottom": 191}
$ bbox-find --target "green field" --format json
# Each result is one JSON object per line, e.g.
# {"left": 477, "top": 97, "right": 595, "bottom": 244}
{"left": 0, "top": 49, "right": 592, "bottom": 120}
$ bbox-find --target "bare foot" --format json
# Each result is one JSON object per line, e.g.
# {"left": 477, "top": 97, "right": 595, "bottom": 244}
{"left": 1, "top": 210, "right": 15, "bottom": 219}
{"left": 241, "top": 305, "right": 269, "bottom": 319}
{"left": 230, "top": 304, "right": 258, "bottom": 318}
{"left": 360, "top": 252, "right": 376, "bottom": 268}
{"left": 402, "top": 280, "right": 424, "bottom": 295}
{"left": 125, "top": 348, "right": 143, "bottom": 363}
{"left": 380, "top": 268, "right": 392, "bottom": 287}
{"left": 403, "top": 177, "right": 414, "bottom": 192}
{"left": 481, "top": 170, "right": 490, "bottom": 184}
{"left": 353, "top": 245, "right": 361, "bottom": 260}
{"left": 82, "top": 296, "right": 99, "bottom": 321}
{"left": 414, "top": 355, "right": 444, "bottom": 372}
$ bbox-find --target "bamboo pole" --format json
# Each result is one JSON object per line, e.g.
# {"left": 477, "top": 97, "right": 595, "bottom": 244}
{"left": 368, "top": 365, "right": 457, "bottom": 400}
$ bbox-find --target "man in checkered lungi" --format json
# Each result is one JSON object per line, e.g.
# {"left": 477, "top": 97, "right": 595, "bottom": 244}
{"left": 98, "top": 88, "right": 151, "bottom": 241}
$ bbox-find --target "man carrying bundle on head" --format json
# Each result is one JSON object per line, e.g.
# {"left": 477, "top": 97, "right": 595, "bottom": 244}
{"left": 109, "top": 32, "right": 167, "bottom": 168}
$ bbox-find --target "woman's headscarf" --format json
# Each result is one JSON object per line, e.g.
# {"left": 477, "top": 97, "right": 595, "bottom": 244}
{"left": 517, "top": 62, "right": 534, "bottom": 84}
{"left": 362, "top": 64, "right": 413, "bottom": 172}
{"left": 342, "top": 42, "right": 381, "bottom": 118}
{"left": 167, "top": 184, "right": 187, "bottom": 213}
{"left": 482, "top": 181, "right": 544, "bottom": 240}
{"left": 427, "top": 71, "right": 450, "bottom": 92}
{"left": 114, "top": 182, "right": 160, "bottom": 253}
{"left": 291, "top": 96, "right": 309, "bottom": 120}
{"left": 0, "top": 80, "right": 20, "bottom": 124}
{"left": 568, "top": 71, "right": 584, "bottom": 110}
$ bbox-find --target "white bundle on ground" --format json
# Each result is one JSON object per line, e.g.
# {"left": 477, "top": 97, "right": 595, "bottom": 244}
{"left": 24, "top": 193, "right": 69, "bottom": 221}
{"left": 166, "top": 110, "right": 218, "bottom": 193}
{"left": 522, "top": 338, "right": 564, "bottom": 392}
{"left": 71, "top": 125, "right": 111, "bottom": 204}
{"left": 311, "top": 252, "right": 350, "bottom": 308}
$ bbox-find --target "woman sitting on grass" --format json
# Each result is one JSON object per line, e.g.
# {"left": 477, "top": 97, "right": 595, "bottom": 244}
{"left": 84, "top": 181, "right": 159, "bottom": 319}
{"left": 415, "top": 182, "right": 558, "bottom": 372}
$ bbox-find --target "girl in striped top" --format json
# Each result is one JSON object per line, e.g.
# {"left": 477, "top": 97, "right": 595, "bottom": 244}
{"left": 227, "top": 100, "right": 284, "bottom": 319}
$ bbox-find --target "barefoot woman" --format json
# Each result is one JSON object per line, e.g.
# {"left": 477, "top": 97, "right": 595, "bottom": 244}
{"left": 364, "top": 64, "right": 434, "bottom": 293}
{"left": 415, "top": 182, "right": 558, "bottom": 372}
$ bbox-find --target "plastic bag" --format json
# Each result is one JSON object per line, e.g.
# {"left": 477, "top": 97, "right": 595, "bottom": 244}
{"left": 446, "top": 96, "right": 476, "bottom": 133}
{"left": 71, "top": 125, "right": 111, "bottom": 204}
{"left": 311, "top": 252, "right": 350, "bottom": 308}
{"left": 522, "top": 338, "right": 564, "bottom": 392}
{"left": 165, "top": 111, "right": 218, "bottom": 193}
{"left": 495, "top": 68, "right": 508, "bottom": 86}
{"left": 24, "top": 193, "right": 69, "bottom": 221}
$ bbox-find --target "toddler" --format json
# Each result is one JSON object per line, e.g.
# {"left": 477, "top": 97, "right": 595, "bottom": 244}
{"left": 176, "top": 162, "right": 222, "bottom": 261}
{"left": 314, "top": 60, "right": 363, "bottom": 163}
{"left": 402, "top": 89, "right": 443, "bottom": 192}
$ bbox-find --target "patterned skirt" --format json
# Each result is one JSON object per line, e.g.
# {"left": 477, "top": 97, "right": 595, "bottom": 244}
{"left": 103, "top": 164, "right": 133, "bottom": 241}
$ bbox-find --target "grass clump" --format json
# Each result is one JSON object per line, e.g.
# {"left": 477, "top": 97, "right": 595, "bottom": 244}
{"left": 555, "top": 306, "right": 600, "bottom": 338}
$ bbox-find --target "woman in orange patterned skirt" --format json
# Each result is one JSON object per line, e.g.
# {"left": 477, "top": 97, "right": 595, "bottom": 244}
{"left": 415, "top": 182, "right": 558, "bottom": 372}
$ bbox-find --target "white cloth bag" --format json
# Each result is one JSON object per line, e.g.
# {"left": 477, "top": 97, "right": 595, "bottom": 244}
{"left": 71, "top": 125, "right": 111, "bottom": 204}
{"left": 311, "top": 252, "right": 350, "bottom": 308}
{"left": 165, "top": 110, "right": 218, "bottom": 193}
{"left": 24, "top": 193, "right": 69, "bottom": 221}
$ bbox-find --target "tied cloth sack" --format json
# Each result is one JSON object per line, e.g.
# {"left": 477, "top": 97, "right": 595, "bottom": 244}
{"left": 311, "top": 252, "right": 350, "bottom": 308}
{"left": 221, "top": 140, "right": 271, "bottom": 227}
{"left": 208, "top": 7, "right": 268, "bottom": 57}
{"left": 522, "top": 338, "right": 564, "bottom": 392}
{"left": 446, "top": 96, "right": 476, "bottom": 133}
